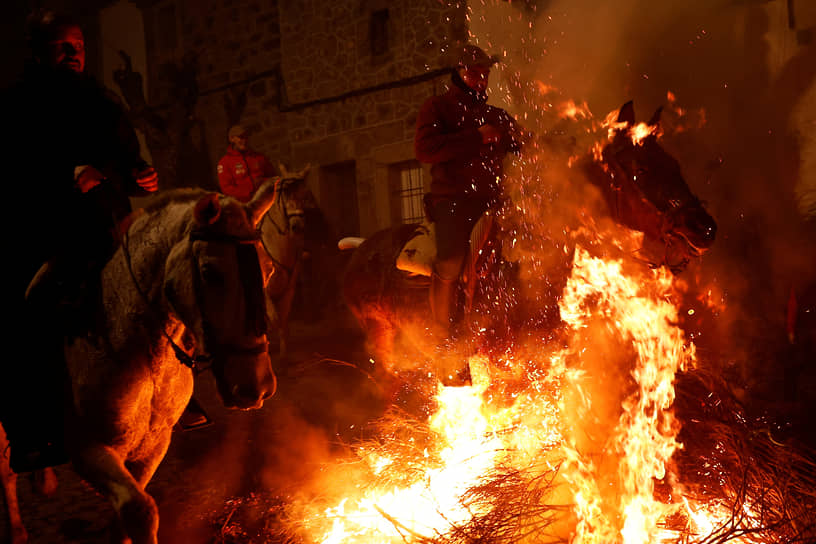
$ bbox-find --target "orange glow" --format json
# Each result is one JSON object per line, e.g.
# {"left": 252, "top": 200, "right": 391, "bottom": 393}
{"left": 283, "top": 238, "right": 768, "bottom": 543}
{"left": 274, "top": 82, "right": 785, "bottom": 543}
{"left": 559, "top": 100, "right": 592, "bottom": 120}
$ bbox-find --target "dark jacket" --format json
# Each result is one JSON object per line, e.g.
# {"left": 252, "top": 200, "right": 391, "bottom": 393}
{"left": 414, "top": 73, "right": 524, "bottom": 202}
{"left": 1, "top": 64, "right": 153, "bottom": 299}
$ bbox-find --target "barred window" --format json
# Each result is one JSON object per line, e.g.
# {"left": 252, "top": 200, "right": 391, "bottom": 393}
{"left": 393, "top": 162, "right": 426, "bottom": 224}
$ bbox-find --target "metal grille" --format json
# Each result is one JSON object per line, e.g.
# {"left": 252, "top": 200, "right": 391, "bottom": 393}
{"left": 397, "top": 165, "right": 425, "bottom": 224}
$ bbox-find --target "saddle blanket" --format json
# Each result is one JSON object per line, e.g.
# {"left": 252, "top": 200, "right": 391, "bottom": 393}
{"left": 396, "top": 221, "right": 436, "bottom": 277}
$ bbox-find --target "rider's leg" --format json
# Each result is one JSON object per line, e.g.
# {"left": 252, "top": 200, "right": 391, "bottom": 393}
{"left": 429, "top": 196, "right": 489, "bottom": 337}
{"left": 429, "top": 198, "right": 472, "bottom": 337}
{"left": 430, "top": 258, "right": 463, "bottom": 334}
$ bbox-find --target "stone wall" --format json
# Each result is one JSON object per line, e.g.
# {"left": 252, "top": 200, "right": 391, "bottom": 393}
{"left": 139, "top": 0, "right": 467, "bottom": 236}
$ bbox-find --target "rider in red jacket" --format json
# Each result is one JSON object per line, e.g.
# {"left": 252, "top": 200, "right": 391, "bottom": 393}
{"left": 415, "top": 44, "right": 526, "bottom": 340}
{"left": 217, "top": 125, "right": 278, "bottom": 202}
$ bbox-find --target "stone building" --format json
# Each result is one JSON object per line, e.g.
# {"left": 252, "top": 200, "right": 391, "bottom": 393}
{"left": 3, "top": 0, "right": 813, "bottom": 238}
{"left": 124, "top": 0, "right": 469, "bottom": 239}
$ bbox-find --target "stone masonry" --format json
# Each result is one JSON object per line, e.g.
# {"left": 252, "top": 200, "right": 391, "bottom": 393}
{"left": 139, "top": 0, "right": 468, "bottom": 237}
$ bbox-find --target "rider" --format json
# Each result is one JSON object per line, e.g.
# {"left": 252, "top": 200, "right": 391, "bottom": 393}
{"left": 415, "top": 43, "right": 526, "bottom": 341}
{"left": 0, "top": 10, "right": 158, "bottom": 472}
{"left": 217, "top": 124, "right": 279, "bottom": 202}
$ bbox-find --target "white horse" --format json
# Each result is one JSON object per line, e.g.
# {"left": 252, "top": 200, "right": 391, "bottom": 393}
{"left": 259, "top": 163, "right": 313, "bottom": 357}
{"left": 0, "top": 182, "right": 279, "bottom": 544}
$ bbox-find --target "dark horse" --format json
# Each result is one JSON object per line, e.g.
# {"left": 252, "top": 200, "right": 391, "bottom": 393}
{"left": 0, "top": 183, "right": 279, "bottom": 544}
{"left": 341, "top": 102, "right": 717, "bottom": 375}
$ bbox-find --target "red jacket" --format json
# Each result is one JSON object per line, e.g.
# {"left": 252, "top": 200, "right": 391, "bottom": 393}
{"left": 415, "top": 75, "right": 524, "bottom": 202}
{"left": 217, "top": 146, "right": 278, "bottom": 202}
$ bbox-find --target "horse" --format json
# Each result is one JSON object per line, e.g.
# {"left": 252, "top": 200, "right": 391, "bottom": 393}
{"left": 258, "top": 163, "right": 314, "bottom": 357}
{"left": 340, "top": 101, "right": 716, "bottom": 378}
{"left": 0, "top": 182, "right": 279, "bottom": 544}
{"left": 576, "top": 101, "right": 717, "bottom": 273}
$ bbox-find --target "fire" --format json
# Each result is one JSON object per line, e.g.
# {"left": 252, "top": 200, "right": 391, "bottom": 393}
{"left": 558, "top": 247, "right": 689, "bottom": 543}
{"left": 559, "top": 99, "right": 592, "bottom": 120}
{"left": 284, "top": 241, "right": 772, "bottom": 544}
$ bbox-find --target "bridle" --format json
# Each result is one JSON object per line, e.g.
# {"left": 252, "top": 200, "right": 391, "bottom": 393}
{"left": 122, "top": 224, "right": 267, "bottom": 374}
{"left": 263, "top": 177, "right": 306, "bottom": 237}
{"left": 601, "top": 142, "right": 710, "bottom": 270}
{"left": 259, "top": 176, "right": 308, "bottom": 280}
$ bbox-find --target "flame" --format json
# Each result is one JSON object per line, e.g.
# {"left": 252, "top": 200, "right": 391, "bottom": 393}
{"left": 283, "top": 240, "right": 768, "bottom": 544}
{"left": 273, "top": 77, "right": 791, "bottom": 540}
{"left": 559, "top": 100, "right": 592, "bottom": 120}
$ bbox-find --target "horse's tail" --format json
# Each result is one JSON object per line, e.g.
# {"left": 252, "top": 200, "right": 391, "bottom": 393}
{"left": 338, "top": 237, "right": 365, "bottom": 251}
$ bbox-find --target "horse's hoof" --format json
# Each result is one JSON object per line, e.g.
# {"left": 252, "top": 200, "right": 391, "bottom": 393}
{"left": 119, "top": 494, "right": 158, "bottom": 544}
{"left": 34, "top": 467, "right": 58, "bottom": 496}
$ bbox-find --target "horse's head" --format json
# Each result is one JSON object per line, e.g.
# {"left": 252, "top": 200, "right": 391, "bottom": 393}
{"left": 270, "top": 162, "right": 313, "bottom": 236}
{"left": 590, "top": 101, "right": 717, "bottom": 269}
{"left": 164, "top": 183, "right": 281, "bottom": 409}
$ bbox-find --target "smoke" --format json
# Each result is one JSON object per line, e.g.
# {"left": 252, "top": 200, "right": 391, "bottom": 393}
{"left": 468, "top": 0, "right": 816, "bottom": 405}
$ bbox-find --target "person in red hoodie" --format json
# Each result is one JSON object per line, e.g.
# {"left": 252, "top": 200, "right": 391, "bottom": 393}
{"left": 415, "top": 44, "right": 527, "bottom": 340}
{"left": 217, "top": 124, "right": 278, "bottom": 202}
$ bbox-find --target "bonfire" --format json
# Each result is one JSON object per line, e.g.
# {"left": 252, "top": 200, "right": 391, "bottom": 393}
{"left": 211, "top": 91, "right": 816, "bottom": 544}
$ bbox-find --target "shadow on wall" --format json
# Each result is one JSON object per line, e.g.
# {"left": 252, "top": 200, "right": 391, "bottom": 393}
{"left": 114, "top": 50, "right": 216, "bottom": 191}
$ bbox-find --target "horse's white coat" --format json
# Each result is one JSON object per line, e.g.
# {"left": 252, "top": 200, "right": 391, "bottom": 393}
{"left": 1, "top": 183, "right": 279, "bottom": 544}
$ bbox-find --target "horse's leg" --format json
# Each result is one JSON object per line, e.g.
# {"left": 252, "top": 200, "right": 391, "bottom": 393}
{"left": 32, "top": 468, "right": 58, "bottom": 497}
{"left": 71, "top": 444, "right": 158, "bottom": 544}
{"left": 0, "top": 424, "right": 28, "bottom": 544}
{"left": 277, "top": 259, "right": 303, "bottom": 357}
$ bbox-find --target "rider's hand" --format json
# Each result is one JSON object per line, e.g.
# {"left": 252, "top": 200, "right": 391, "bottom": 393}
{"left": 478, "top": 124, "right": 502, "bottom": 145}
{"left": 133, "top": 166, "right": 159, "bottom": 192}
{"left": 75, "top": 165, "right": 105, "bottom": 194}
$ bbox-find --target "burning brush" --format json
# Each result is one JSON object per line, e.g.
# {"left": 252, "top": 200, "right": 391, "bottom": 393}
{"left": 208, "top": 243, "right": 816, "bottom": 544}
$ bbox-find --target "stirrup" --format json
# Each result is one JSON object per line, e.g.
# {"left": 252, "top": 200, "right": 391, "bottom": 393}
{"left": 176, "top": 401, "right": 213, "bottom": 431}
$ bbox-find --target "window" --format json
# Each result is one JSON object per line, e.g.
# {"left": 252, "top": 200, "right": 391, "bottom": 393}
{"left": 392, "top": 161, "right": 426, "bottom": 224}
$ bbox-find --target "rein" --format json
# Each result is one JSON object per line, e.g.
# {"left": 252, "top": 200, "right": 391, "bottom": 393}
{"left": 264, "top": 177, "right": 306, "bottom": 236}
{"left": 121, "top": 221, "right": 261, "bottom": 373}
{"left": 259, "top": 176, "right": 307, "bottom": 278}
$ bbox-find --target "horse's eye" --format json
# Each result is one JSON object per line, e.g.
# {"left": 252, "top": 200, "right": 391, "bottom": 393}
{"left": 200, "top": 265, "right": 224, "bottom": 285}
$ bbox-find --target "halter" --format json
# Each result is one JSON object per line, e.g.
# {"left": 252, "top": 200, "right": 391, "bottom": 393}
{"left": 263, "top": 177, "right": 306, "bottom": 237}
{"left": 259, "top": 176, "right": 307, "bottom": 280}
{"left": 122, "top": 223, "right": 265, "bottom": 373}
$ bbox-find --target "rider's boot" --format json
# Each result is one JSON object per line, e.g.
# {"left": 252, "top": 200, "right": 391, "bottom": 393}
{"left": 176, "top": 396, "right": 213, "bottom": 431}
{"left": 429, "top": 272, "right": 457, "bottom": 340}
{"left": 429, "top": 273, "right": 471, "bottom": 386}
{"left": 3, "top": 328, "right": 69, "bottom": 473}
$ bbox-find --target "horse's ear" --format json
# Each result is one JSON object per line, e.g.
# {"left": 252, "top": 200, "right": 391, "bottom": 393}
{"left": 617, "top": 101, "right": 635, "bottom": 126}
{"left": 245, "top": 179, "right": 279, "bottom": 227}
{"left": 648, "top": 106, "right": 663, "bottom": 129}
{"left": 193, "top": 193, "right": 221, "bottom": 226}
{"left": 278, "top": 162, "right": 289, "bottom": 178}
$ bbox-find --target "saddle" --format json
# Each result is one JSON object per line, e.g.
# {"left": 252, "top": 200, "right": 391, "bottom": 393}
{"left": 395, "top": 212, "right": 495, "bottom": 284}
